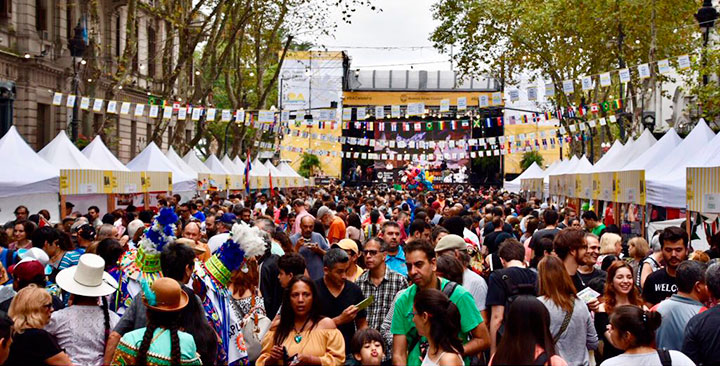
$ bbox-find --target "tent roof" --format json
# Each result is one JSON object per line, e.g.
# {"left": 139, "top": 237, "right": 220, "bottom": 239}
{"left": 182, "top": 151, "right": 212, "bottom": 174}
{"left": 126, "top": 142, "right": 194, "bottom": 185}
{"left": 647, "top": 119, "right": 716, "bottom": 180}
{"left": 567, "top": 155, "right": 593, "bottom": 174}
{"left": 0, "top": 126, "right": 59, "bottom": 197}
{"left": 205, "top": 155, "right": 231, "bottom": 175}
{"left": 264, "top": 160, "right": 284, "bottom": 177}
{"left": 233, "top": 156, "right": 246, "bottom": 172}
{"left": 221, "top": 155, "right": 243, "bottom": 175}
{"left": 38, "top": 131, "right": 100, "bottom": 170}
{"left": 165, "top": 147, "right": 198, "bottom": 177}
{"left": 81, "top": 136, "right": 130, "bottom": 172}
{"left": 614, "top": 129, "right": 658, "bottom": 169}
{"left": 590, "top": 140, "right": 624, "bottom": 172}
{"left": 278, "top": 162, "right": 302, "bottom": 177}
{"left": 503, "top": 162, "right": 544, "bottom": 193}
{"left": 623, "top": 128, "right": 682, "bottom": 171}
{"left": 249, "top": 158, "right": 269, "bottom": 176}
{"left": 550, "top": 155, "right": 579, "bottom": 176}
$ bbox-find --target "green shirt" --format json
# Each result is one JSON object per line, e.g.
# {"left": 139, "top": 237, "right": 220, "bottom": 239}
{"left": 390, "top": 277, "right": 483, "bottom": 366}
{"left": 592, "top": 223, "right": 606, "bottom": 236}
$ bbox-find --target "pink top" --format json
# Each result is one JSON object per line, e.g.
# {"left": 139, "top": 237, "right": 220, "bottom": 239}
{"left": 292, "top": 209, "right": 314, "bottom": 235}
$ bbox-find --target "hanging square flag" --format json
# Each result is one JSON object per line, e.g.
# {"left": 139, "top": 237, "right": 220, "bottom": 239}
{"left": 403, "top": 122, "right": 410, "bottom": 132}
{"left": 451, "top": 120, "right": 458, "bottom": 129}
{"left": 149, "top": 105, "right": 159, "bottom": 118}
{"left": 221, "top": 109, "right": 232, "bottom": 122}
{"left": 426, "top": 121, "right": 433, "bottom": 131}
{"left": 65, "top": 94, "right": 76, "bottom": 108}
{"left": 588, "top": 119, "right": 597, "bottom": 128}
{"left": 457, "top": 96, "right": 467, "bottom": 111}
{"left": 52, "top": 92, "right": 63, "bottom": 106}
{"left": 612, "top": 99, "right": 623, "bottom": 109}
{"left": 544, "top": 111, "right": 552, "bottom": 120}
{"left": 177, "top": 106, "right": 187, "bottom": 120}
{"left": 192, "top": 107, "right": 203, "bottom": 121}
{"left": 237, "top": 110, "right": 247, "bottom": 124}
{"left": 80, "top": 97, "right": 90, "bottom": 110}
{"left": 258, "top": 110, "right": 274, "bottom": 122}
{"left": 92, "top": 99, "right": 104, "bottom": 112}
{"left": 106, "top": 100, "right": 118, "bottom": 114}
{"left": 440, "top": 99, "right": 450, "bottom": 112}
{"left": 281, "top": 110, "right": 290, "bottom": 122}
{"left": 609, "top": 115, "right": 617, "bottom": 123}
{"left": 357, "top": 107, "right": 367, "bottom": 120}
{"left": 461, "top": 120, "right": 470, "bottom": 128}
{"left": 408, "top": 102, "right": 425, "bottom": 116}
{"left": 509, "top": 90, "right": 520, "bottom": 102}
{"left": 590, "top": 104, "right": 599, "bottom": 114}
{"left": 391, "top": 122, "right": 398, "bottom": 131}
{"left": 391, "top": 105, "right": 401, "bottom": 118}
{"left": 342, "top": 108, "right": 352, "bottom": 121}
{"left": 134, "top": 104, "right": 145, "bottom": 117}
{"left": 618, "top": 68, "right": 631, "bottom": 83}
{"left": 600, "top": 72, "right": 612, "bottom": 87}
{"left": 162, "top": 106, "right": 173, "bottom": 119}
{"left": 378, "top": 122, "right": 385, "bottom": 131}
{"left": 497, "top": 117, "right": 503, "bottom": 126}
{"left": 365, "top": 121, "right": 373, "bottom": 131}
{"left": 599, "top": 117, "right": 607, "bottom": 126}
{"left": 638, "top": 63, "right": 651, "bottom": 79}
{"left": 562, "top": 80, "right": 575, "bottom": 94}
{"left": 438, "top": 120, "right": 445, "bottom": 130}
{"left": 485, "top": 118, "right": 492, "bottom": 128}
{"left": 527, "top": 87, "right": 537, "bottom": 101}
{"left": 374, "top": 106, "right": 384, "bottom": 119}
{"left": 545, "top": 82, "right": 555, "bottom": 97}
{"left": 205, "top": 108, "right": 216, "bottom": 121}
{"left": 581, "top": 76, "right": 593, "bottom": 90}
{"left": 472, "top": 119, "right": 480, "bottom": 128}
{"left": 120, "top": 102, "right": 131, "bottom": 115}
{"left": 479, "top": 94, "right": 489, "bottom": 107}
{"left": 491, "top": 92, "right": 502, "bottom": 106}
{"left": 657, "top": 59, "right": 671, "bottom": 75}
{"left": 677, "top": 54, "right": 691, "bottom": 70}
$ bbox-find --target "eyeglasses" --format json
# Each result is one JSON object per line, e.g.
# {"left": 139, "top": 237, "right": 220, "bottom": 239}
{"left": 364, "top": 250, "right": 382, "bottom": 256}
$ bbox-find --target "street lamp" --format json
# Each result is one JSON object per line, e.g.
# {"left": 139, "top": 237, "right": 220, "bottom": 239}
{"left": 696, "top": 0, "right": 718, "bottom": 86}
{"left": 67, "top": 20, "right": 86, "bottom": 142}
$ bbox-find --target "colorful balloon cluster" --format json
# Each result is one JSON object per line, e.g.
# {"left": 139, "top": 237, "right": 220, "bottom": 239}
{"left": 404, "top": 167, "right": 434, "bottom": 191}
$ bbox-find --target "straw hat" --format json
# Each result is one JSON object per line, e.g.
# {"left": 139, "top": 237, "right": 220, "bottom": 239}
{"left": 56, "top": 254, "right": 118, "bottom": 297}
{"left": 144, "top": 277, "right": 188, "bottom": 312}
{"left": 175, "top": 238, "right": 207, "bottom": 255}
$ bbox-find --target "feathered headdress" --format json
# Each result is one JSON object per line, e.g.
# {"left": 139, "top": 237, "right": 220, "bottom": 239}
{"left": 204, "top": 222, "right": 268, "bottom": 286}
{"left": 138, "top": 207, "right": 178, "bottom": 255}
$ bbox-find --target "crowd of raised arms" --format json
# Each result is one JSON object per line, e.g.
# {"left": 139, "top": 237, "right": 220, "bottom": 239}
{"left": 0, "top": 184, "right": 718, "bottom": 366}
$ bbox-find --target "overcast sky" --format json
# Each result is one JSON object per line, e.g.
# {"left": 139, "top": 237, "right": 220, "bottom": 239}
{"left": 298, "top": 0, "right": 452, "bottom": 70}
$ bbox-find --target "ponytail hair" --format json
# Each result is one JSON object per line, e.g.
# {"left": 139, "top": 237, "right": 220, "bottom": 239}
{"left": 136, "top": 308, "right": 183, "bottom": 365}
{"left": 413, "top": 288, "right": 464, "bottom": 355}
{"left": 609, "top": 305, "right": 662, "bottom": 348}
{"left": 100, "top": 296, "right": 110, "bottom": 343}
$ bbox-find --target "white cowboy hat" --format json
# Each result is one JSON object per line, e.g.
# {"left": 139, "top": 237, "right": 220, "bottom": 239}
{"left": 56, "top": 254, "right": 118, "bottom": 297}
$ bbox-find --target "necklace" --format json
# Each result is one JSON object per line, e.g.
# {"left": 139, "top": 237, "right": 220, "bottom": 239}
{"left": 293, "top": 317, "right": 312, "bottom": 344}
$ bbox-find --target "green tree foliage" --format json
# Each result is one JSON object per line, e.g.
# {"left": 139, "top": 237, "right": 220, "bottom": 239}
{"left": 520, "top": 151, "right": 544, "bottom": 171}
{"left": 298, "top": 153, "right": 321, "bottom": 178}
{"left": 431, "top": 0, "right": 700, "bottom": 147}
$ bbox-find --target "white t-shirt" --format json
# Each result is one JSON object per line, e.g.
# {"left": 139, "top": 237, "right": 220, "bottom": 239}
{"left": 208, "top": 232, "right": 230, "bottom": 253}
{"left": 600, "top": 350, "right": 695, "bottom": 366}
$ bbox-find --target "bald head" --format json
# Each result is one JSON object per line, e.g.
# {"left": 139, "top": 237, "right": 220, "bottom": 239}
{"left": 300, "top": 215, "right": 316, "bottom": 238}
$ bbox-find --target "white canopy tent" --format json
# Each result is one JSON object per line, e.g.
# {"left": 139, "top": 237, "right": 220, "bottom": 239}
{"left": 503, "top": 162, "right": 544, "bottom": 193}
{"left": 221, "top": 155, "right": 243, "bottom": 175}
{"left": 127, "top": 142, "right": 196, "bottom": 192}
{"left": 264, "top": 160, "right": 285, "bottom": 187}
{"left": 39, "top": 131, "right": 100, "bottom": 170}
{"left": 565, "top": 155, "right": 593, "bottom": 174}
{"left": 622, "top": 129, "right": 682, "bottom": 171}
{"left": 613, "top": 129, "right": 657, "bottom": 170}
{"left": 249, "top": 158, "right": 270, "bottom": 177}
{"left": 165, "top": 147, "right": 198, "bottom": 178}
{"left": 589, "top": 140, "right": 625, "bottom": 173}
{"left": 205, "top": 155, "right": 231, "bottom": 175}
{"left": 182, "top": 151, "right": 212, "bottom": 174}
{"left": 0, "top": 126, "right": 60, "bottom": 223}
{"left": 646, "top": 120, "right": 716, "bottom": 208}
{"left": 233, "top": 156, "right": 246, "bottom": 173}
{"left": 278, "top": 162, "right": 302, "bottom": 178}
{"left": 82, "top": 136, "right": 130, "bottom": 172}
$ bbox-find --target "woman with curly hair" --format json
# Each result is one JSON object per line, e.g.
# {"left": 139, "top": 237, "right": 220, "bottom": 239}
{"left": 593, "top": 261, "right": 644, "bottom": 364}
{"left": 111, "top": 278, "right": 201, "bottom": 365}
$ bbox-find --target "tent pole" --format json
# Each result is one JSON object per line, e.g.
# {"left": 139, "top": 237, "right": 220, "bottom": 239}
{"left": 59, "top": 195, "right": 66, "bottom": 219}
{"left": 641, "top": 204, "right": 646, "bottom": 240}
{"left": 686, "top": 211, "right": 692, "bottom": 243}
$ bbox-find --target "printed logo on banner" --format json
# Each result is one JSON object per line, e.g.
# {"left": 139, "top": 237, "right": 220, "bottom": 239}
{"left": 66, "top": 95, "right": 76, "bottom": 108}
{"left": 600, "top": 72, "right": 612, "bottom": 87}
{"left": 457, "top": 97, "right": 467, "bottom": 111}
{"left": 618, "top": 68, "right": 631, "bottom": 83}
{"left": 149, "top": 105, "right": 159, "bottom": 118}
{"left": 134, "top": 104, "right": 145, "bottom": 117}
{"left": 375, "top": 106, "right": 384, "bottom": 118}
{"left": 527, "top": 87, "right": 537, "bottom": 101}
{"left": 120, "top": 102, "right": 131, "bottom": 115}
{"left": 440, "top": 99, "right": 450, "bottom": 112}
{"left": 53, "top": 92, "right": 63, "bottom": 106}
{"left": 391, "top": 105, "right": 401, "bottom": 118}
{"left": 479, "top": 94, "right": 489, "bottom": 107}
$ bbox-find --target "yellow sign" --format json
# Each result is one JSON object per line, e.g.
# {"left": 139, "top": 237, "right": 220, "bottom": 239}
{"left": 504, "top": 123, "right": 561, "bottom": 174}
{"left": 686, "top": 166, "right": 720, "bottom": 212}
{"left": 342, "top": 91, "right": 499, "bottom": 107}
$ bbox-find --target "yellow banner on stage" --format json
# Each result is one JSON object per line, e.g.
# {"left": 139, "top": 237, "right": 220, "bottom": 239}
{"left": 687, "top": 166, "right": 720, "bottom": 212}
{"left": 342, "top": 91, "right": 498, "bottom": 107}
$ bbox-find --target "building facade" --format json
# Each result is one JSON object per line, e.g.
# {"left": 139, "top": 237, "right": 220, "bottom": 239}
{"left": 0, "top": 0, "right": 192, "bottom": 162}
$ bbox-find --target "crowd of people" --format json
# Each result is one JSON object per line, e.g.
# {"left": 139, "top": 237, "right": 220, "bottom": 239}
{"left": 0, "top": 183, "right": 718, "bottom": 365}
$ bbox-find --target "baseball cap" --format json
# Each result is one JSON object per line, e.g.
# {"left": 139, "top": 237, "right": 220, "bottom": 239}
{"left": 9, "top": 259, "right": 45, "bottom": 282}
{"left": 434, "top": 234, "right": 467, "bottom": 253}
{"left": 220, "top": 213, "right": 237, "bottom": 224}
{"left": 332, "top": 239, "right": 359, "bottom": 255}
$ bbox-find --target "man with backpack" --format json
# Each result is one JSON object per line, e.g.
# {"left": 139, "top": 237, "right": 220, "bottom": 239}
{"left": 486, "top": 238, "right": 538, "bottom": 354}
{"left": 391, "top": 239, "right": 490, "bottom": 366}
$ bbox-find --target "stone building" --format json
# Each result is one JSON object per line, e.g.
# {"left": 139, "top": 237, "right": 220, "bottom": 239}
{"left": 0, "top": 0, "right": 193, "bottom": 162}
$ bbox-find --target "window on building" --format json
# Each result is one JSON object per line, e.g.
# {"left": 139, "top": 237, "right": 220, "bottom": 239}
{"left": 35, "top": 0, "right": 47, "bottom": 31}
{"left": 147, "top": 26, "right": 156, "bottom": 78}
{"left": 130, "top": 120, "right": 137, "bottom": 157}
{"left": 0, "top": 0, "right": 13, "bottom": 19}
{"left": 36, "top": 103, "right": 50, "bottom": 148}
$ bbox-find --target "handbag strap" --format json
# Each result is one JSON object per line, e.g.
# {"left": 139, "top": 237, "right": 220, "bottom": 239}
{"left": 553, "top": 305, "right": 574, "bottom": 344}
{"left": 250, "top": 289, "right": 259, "bottom": 327}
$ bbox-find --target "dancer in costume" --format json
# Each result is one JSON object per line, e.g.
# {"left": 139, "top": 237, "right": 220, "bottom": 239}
{"left": 193, "top": 222, "right": 267, "bottom": 366}
{"left": 112, "top": 208, "right": 178, "bottom": 315}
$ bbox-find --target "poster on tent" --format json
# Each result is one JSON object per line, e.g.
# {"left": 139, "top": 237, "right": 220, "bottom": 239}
{"left": 142, "top": 172, "right": 172, "bottom": 192}
{"left": 686, "top": 166, "right": 720, "bottom": 213}
{"left": 521, "top": 178, "right": 544, "bottom": 198}
{"left": 592, "top": 173, "right": 601, "bottom": 200}
{"left": 563, "top": 174, "right": 577, "bottom": 198}
{"left": 227, "top": 175, "right": 244, "bottom": 191}
{"left": 60, "top": 169, "right": 115, "bottom": 195}
{"left": 549, "top": 175, "right": 563, "bottom": 196}
{"left": 197, "top": 173, "right": 227, "bottom": 191}
{"left": 576, "top": 174, "right": 593, "bottom": 200}
{"left": 597, "top": 172, "right": 616, "bottom": 202}
{"left": 615, "top": 170, "right": 646, "bottom": 205}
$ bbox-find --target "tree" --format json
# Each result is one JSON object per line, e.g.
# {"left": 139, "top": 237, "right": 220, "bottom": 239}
{"left": 298, "top": 153, "right": 320, "bottom": 177}
{"left": 431, "top": 0, "right": 699, "bottom": 150}
{"left": 520, "top": 151, "right": 544, "bottom": 171}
